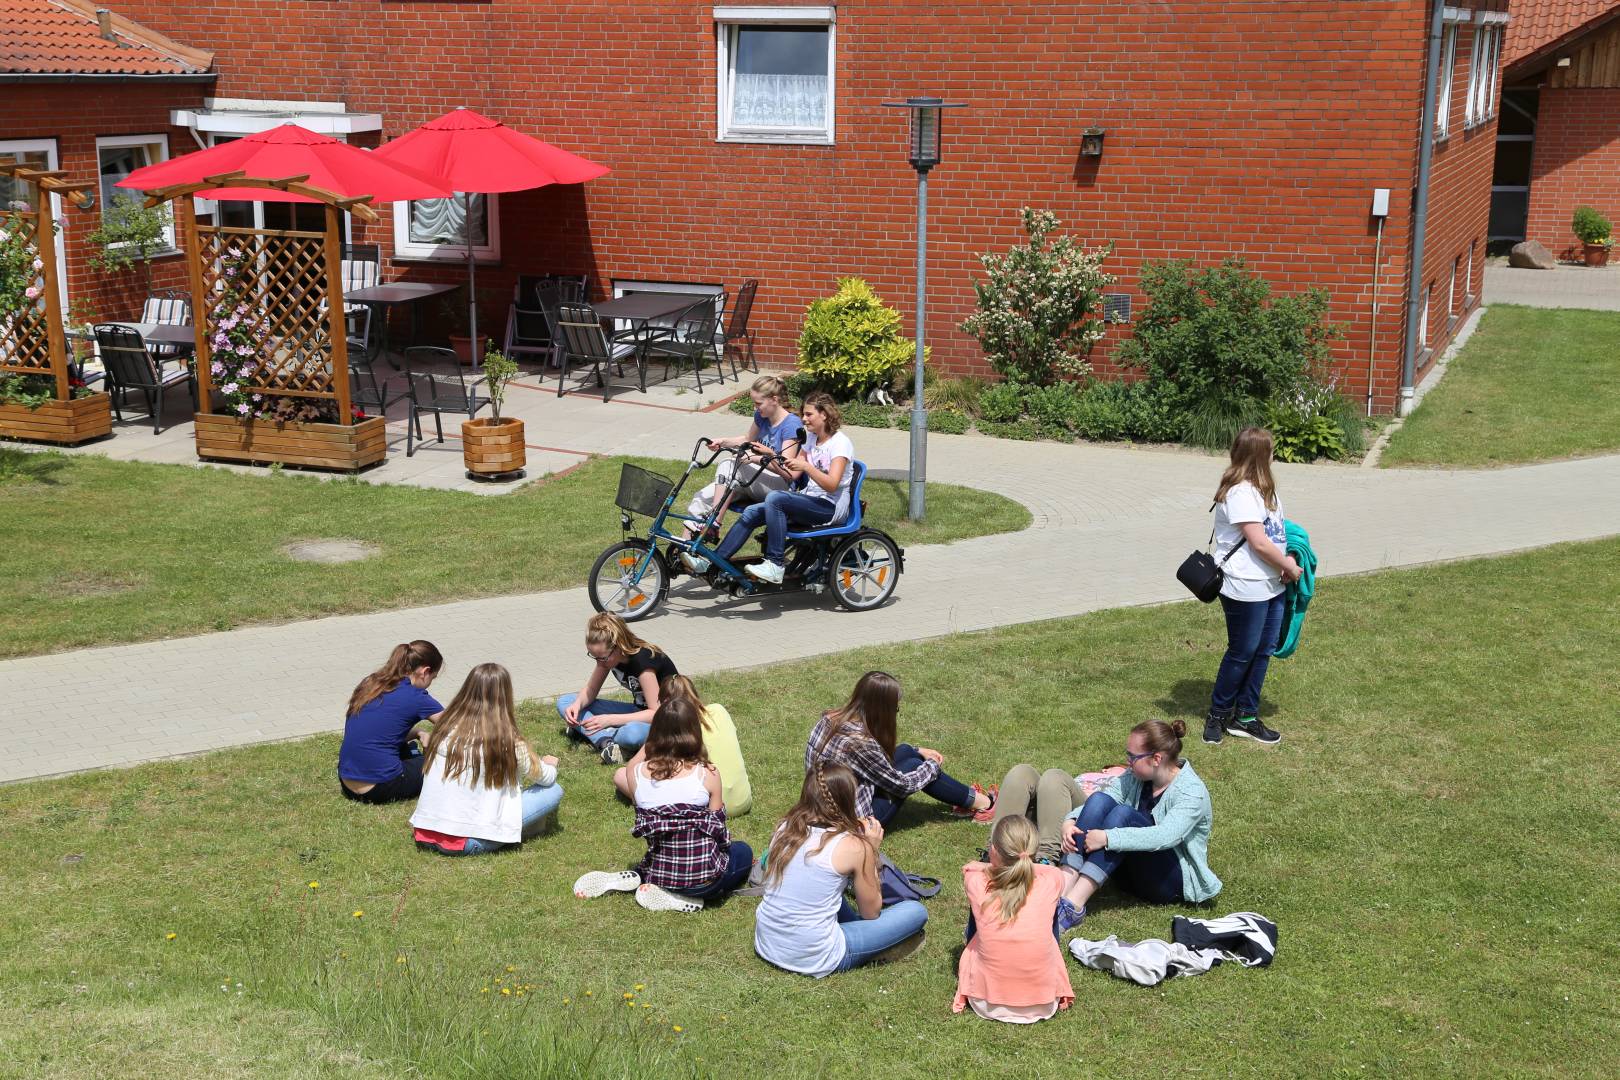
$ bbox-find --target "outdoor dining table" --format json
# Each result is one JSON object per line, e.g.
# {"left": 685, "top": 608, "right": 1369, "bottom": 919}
{"left": 346, "top": 281, "right": 462, "bottom": 369}
{"left": 592, "top": 292, "right": 711, "bottom": 325}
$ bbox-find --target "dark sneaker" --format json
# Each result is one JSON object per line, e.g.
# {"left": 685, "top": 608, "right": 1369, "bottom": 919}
{"left": 1202, "top": 714, "right": 1226, "bottom": 744}
{"left": 1225, "top": 716, "right": 1281, "bottom": 745}
{"left": 1054, "top": 898, "right": 1087, "bottom": 935}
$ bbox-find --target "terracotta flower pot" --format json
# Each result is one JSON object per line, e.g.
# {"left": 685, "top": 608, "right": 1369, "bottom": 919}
{"left": 462, "top": 415, "right": 526, "bottom": 479}
{"left": 1582, "top": 242, "right": 1611, "bottom": 268}
{"left": 448, "top": 334, "right": 492, "bottom": 366}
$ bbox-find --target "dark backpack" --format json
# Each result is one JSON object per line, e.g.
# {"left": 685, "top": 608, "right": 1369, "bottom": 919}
{"left": 877, "top": 853, "right": 940, "bottom": 906}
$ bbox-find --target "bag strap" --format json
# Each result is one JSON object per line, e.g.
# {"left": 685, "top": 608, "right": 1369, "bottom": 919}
{"left": 1208, "top": 501, "right": 1247, "bottom": 565}
{"left": 905, "top": 873, "right": 942, "bottom": 898}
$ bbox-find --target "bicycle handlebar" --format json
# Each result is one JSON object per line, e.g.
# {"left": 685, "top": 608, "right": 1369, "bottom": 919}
{"left": 693, "top": 437, "right": 785, "bottom": 487}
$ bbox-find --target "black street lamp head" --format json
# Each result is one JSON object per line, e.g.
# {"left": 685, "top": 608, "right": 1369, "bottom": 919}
{"left": 883, "top": 97, "right": 965, "bottom": 174}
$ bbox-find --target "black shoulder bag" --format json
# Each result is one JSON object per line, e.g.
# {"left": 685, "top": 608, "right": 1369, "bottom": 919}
{"left": 1176, "top": 504, "right": 1246, "bottom": 603}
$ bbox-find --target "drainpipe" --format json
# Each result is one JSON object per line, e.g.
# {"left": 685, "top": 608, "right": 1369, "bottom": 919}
{"left": 1400, "top": 0, "right": 1447, "bottom": 416}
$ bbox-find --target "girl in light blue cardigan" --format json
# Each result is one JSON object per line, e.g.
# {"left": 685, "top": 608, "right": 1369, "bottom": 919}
{"left": 1055, "top": 719, "right": 1221, "bottom": 932}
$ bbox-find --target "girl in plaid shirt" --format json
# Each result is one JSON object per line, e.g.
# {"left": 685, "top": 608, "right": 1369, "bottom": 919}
{"left": 573, "top": 697, "right": 753, "bottom": 914}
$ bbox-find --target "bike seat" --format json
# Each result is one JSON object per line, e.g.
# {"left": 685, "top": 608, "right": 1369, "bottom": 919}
{"left": 785, "top": 460, "right": 867, "bottom": 541}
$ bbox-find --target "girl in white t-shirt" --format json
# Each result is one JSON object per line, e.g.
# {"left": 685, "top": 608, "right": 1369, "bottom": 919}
{"left": 711, "top": 392, "right": 854, "bottom": 585}
{"left": 1206, "top": 427, "right": 1301, "bottom": 747}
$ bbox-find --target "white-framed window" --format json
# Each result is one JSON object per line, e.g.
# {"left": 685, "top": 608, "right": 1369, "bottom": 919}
{"left": 95, "top": 134, "right": 177, "bottom": 253}
{"left": 0, "top": 137, "right": 68, "bottom": 313}
{"left": 715, "top": 6, "right": 835, "bottom": 144}
{"left": 1437, "top": 21, "right": 1459, "bottom": 139}
{"left": 1467, "top": 17, "right": 1506, "bottom": 126}
{"left": 1449, "top": 255, "right": 1460, "bottom": 316}
{"left": 391, "top": 194, "right": 500, "bottom": 263}
{"left": 1420, "top": 281, "right": 1433, "bottom": 348}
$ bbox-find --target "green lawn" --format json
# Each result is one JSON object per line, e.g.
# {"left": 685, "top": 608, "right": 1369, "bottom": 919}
{"left": 4, "top": 540, "right": 1618, "bottom": 1077}
{"left": 0, "top": 450, "right": 1028, "bottom": 659}
{"left": 1381, "top": 305, "right": 1620, "bottom": 467}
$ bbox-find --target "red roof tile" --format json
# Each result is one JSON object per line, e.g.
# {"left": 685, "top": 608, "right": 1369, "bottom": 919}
{"left": 0, "top": 0, "right": 212, "bottom": 75}
{"left": 1505, "top": 0, "right": 1620, "bottom": 69}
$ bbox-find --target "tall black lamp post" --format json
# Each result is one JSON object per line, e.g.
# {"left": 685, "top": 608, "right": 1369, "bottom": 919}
{"left": 883, "top": 96, "right": 963, "bottom": 522}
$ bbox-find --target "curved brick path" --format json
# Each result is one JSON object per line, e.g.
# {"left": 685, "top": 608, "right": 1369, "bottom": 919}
{"left": 5, "top": 412, "right": 1619, "bottom": 784}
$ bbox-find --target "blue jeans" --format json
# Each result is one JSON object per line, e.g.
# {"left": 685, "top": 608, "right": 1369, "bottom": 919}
{"left": 672, "top": 840, "right": 755, "bottom": 900}
{"left": 835, "top": 898, "right": 929, "bottom": 971}
{"left": 1060, "top": 792, "right": 1183, "bottom": 904}
{"left": 870, "top": 743, "right": 977, "bottom": 827}
{"left": 454, "top": 783, "right": 566, "bottom": 856}
{"left": 1211, "top": 592, "right": 1286, "bottom": 717}
{"left": 556, "top": 694, "right": 650, "bottom": 753}
{"left": 714, "top": 489, "right": 838, "bottom": 564}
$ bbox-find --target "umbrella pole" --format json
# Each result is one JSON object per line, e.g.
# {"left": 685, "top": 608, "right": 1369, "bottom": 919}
{"left": 465, "top": 190, "right": 479, "bottom": 373}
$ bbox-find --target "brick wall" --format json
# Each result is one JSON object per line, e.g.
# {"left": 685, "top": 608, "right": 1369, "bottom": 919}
{"left": 1525, "top": 87, "right": 1620, "bottom": 260}
{"left": 4, "top": 82, "right": 207, "bottom": 326}
{"left": 105, "top": 1, "right": 1503, "bottom": 412}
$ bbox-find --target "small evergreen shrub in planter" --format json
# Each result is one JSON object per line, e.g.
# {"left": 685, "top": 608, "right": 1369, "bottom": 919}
{"left": 976, "top": 382, "right": 1026, "bottom": 423}
{"left": 797, "top": 277, "right": 923, "bottom": 398}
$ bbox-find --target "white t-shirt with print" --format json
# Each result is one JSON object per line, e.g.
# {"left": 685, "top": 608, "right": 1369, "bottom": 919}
{"left": 1213, "top": 481, "right": 1286, "bottom": 601}
{"left": 801, "top": 429, "right": 855, "bottom": 523}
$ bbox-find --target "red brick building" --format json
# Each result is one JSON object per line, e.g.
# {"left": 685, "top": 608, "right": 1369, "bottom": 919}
{"left": 1498, "top": 1, "right": 1620, "bottom": 260}
{"left": 11, "top": 1, "right": 1509, "bottom": 412}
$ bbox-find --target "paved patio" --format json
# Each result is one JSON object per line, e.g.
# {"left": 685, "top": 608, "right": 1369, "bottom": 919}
{"left": 1483, "top": 261, "right": 1620, "bottom": 310}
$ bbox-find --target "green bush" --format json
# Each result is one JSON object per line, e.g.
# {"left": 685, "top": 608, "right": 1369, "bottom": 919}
{"left": 1119, "top": 379, "right": 1183, "bottom": 442}
{"left": 839, "top": 401, "right": 896, "bottom": 429}
{"left": 1571, "top": 205, "right": 1612, "bottom": 246}
{"left": 1072, "top": 381, "right": 1129, "bottom": 441}
{"left": 1264, "top": 379, "right": 1362, "bottom": 462}
{"left": 977, "top": 382, "right": 1026, "bottom": 423}
{"left": 977, "top": 417, "right": 1041, "bottom": 441}
{"left": 925, "top": 375, "right": 990, "bottom": 416}
{"left": 728, "top": 393, "right": 756, "bottom": 416}
{"left": 895, "top": 408, "right": 970, "bottom": 435}
{"left": 797, "top": 277, "right": 923, "bottom": 398}
{"left": 1023, "top": 381, "right": 1085, "bottom": 432}
{"left": 1116, "top": 258, "right": 1340, "bottom": 449}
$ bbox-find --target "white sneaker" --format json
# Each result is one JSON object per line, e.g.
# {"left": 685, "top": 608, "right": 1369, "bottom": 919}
{"left": 572, "top": 870, "right": 640, "bottom": 899}
{"left": 746, "top": 560, "right": 785, "bottom": 584}
{"left": 636, "top": 883, "right": 703, "bottom": 914}
{"left": 680, "top": 550, "right": 710, "bottom": 574}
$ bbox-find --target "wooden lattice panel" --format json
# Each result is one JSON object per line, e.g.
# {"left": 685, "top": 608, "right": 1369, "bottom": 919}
{"left": 0, "top": 208, "right": 56, "bottom": 378}
{"left": 197, "top": 225, "right": 337, "bottom": 400}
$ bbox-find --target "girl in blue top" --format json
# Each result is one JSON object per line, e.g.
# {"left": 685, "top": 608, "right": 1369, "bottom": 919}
{"left": 338, "top": 640, "right": 445, "bottom": 804}
{"left": 1053, "top": 719, "right": 1221, "bottom": 932}
{"left": 680, "top": 375, "right": 804, "bottom": 558}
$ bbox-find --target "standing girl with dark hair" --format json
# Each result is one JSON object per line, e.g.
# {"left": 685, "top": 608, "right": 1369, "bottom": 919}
{"left": 1206, "top": 426, "right": 1300, "bottom": 746}
{"left": 754, "top": 763, "right": 928, "bottom": 976}
{"left": 558, "top": 612, "right": 679, "bottom": 765}
{"left": 806, "top": 671, "right": 995, "bottom": 827}
{"left": 409, "top": 663, "right": 563, "bottom": 855}
{"left": 338, "top": 640, "right": 445, "bottom": 804}
{"left": 1055, "top": 719, "right": 1221, "bottom": 930}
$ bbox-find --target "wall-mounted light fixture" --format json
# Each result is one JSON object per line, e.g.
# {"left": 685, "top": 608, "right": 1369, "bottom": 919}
{"left": 1080, "top": 126, "right": 1106, "bottom": 157}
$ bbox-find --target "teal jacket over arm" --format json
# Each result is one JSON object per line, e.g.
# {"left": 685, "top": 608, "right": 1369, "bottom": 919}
{"left": 1068, "top": 761, "right": 1222, "bottom": 903}
{"left": 1276, "top": 519, "right": 1317, "bottom": 659}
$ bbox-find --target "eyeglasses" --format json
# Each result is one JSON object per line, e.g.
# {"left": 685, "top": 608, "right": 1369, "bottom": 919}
{"left": 586, "top": 649, "right": 615, "bottom": 662}
{"left": 1125, "top": 749, "right": 1154, "bottom": 764}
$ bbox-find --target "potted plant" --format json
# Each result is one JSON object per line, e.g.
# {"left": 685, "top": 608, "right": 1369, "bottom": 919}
{"left": 462, "top": 343, "right": 525, "bottom": 479}
{"left": 1571, "top": 205, "right": 1612, "bottom": 267}
{"left": 439, "top": 292, "right": 491, "bottom": 366}
{"left": 87, "top": 193, "right": 172, "bottom": 295}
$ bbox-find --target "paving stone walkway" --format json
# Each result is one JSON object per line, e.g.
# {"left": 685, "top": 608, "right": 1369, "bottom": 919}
{"left": 5, "top": 413, "right": 1620, "bottom": 784}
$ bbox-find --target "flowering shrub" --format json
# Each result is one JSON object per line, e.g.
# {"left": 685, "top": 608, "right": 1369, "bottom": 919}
{"left": 0, "top": 209, "right": 46, "bottom": 320}
{"left": 209, "top": 245, "right": 272, "bottom": 419}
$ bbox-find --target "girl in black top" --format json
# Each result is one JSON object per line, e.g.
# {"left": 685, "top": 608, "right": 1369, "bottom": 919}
{"left": 557, "top": 612, "right": 679, "bottom": 764}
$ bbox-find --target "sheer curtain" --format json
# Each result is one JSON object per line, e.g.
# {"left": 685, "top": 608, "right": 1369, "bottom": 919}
{"left": 409, "top": 195, "right": 487, "bottom": 247}
{"left": 732, "top": 73, "right": 828, "bottom": 129}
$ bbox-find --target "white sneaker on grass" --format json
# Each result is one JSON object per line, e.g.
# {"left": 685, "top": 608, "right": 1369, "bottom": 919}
{"left": 573, "top": 870, "right": 640, "bottom": 899}
{"left": 746, "top": 560, "right": 785, "bottom": 585}
{"left": 635, "top": 883, "right": 703, "bottom": 914}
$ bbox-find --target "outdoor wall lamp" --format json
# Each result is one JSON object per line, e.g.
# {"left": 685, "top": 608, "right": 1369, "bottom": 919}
{"left": 1080, "top": 127, "right": 1107, "bottom": 157}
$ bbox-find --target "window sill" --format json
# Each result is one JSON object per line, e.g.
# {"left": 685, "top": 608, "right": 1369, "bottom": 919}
{"left": 392, "top": 251, "right": 501, "bottom": 266}
{"left": 717, "top": 133, "right": 833, "bottom": 147}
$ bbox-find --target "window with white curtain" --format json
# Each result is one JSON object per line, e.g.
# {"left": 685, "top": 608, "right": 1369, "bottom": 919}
{"left": 392, "top": 193, "right": 499, "bottom": 262}
{"left": 716, "top": 7, "right": 835, "bottom": 144}
{"left": 1467, "top": 19, "right": 1505, "bottom": 127}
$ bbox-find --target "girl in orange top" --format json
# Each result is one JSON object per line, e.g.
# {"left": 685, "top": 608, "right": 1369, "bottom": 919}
{"left": 954, "top": 816, "right": 1074, "bottom": 1023}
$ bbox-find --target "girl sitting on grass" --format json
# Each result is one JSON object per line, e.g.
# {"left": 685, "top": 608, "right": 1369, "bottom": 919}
{"left": 338, "top": 640, "right": 445, "bottom": 805}
{"left": 613, "top": 674, "right": 752, "bottom": 816}
{"left": 557, "top": 612, "right": 679, "bottom": 765}
{"left": 754, "top": 762, "right": 928, "bottom": 977}
{"left": 954, "top": 816, "right": 1074, "bottom": 1023}
{"left": 574, "top": 697, "right": 751, "bottom": 913}
{"left": 409, "top": 663, "right": 563, "bottom": 856}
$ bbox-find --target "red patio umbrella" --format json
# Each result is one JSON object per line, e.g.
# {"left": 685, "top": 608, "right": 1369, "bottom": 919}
{"left": 117, "top": 123, "right": 452, "bottom": 204}
{"left": 373, "top": 107, "right": 610, "bottom": 366}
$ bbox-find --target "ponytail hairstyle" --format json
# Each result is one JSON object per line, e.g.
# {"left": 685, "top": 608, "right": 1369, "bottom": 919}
{"left": 986, "top": 815, "right": 1040, "bottom": 924}
{"left": 1214, "top": 427, "right": 1278, "bottom": 510}
{"left": 764, "top": 762, "right": 868, "bottom": 888}
{"left": 820, "top": 671, "right": 901, "bottom": 757}
{"left": 347, "top": 640, "right": 443, "bottom": 717}
{"left": 1132, "top": 718, "right": 1188, "bottom": 765}
{"left": 750, "top": 374, "right": 788, "bottom": 408}
{"left": 422, "top": 663, "right": 525, "bottom": 790}
{"left": 660, "top": 674, "right": 711, "bottom": 731}
{"left": 801, "top": 390, "right": 843, "bottom": 435}
{"left": 585, "top": 611, "right": 661, "bottom": 659}
{"left": 642, "top": 696, "right": 711, "bottom": 781}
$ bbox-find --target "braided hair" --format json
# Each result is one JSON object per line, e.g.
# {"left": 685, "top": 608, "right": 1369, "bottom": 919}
{"left": 764, "top": 762, "right": 868, "bottom": 888}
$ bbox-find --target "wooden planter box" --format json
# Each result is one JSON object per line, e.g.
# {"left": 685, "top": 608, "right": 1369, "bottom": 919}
{"left": 0, "top": 392, "right": 111, "bottom": 445}
{"left": 462, "top": 416, "right": 526, "bottom": 478}
{"left": 195, "top": 413, "right": 387, "bottom": 471}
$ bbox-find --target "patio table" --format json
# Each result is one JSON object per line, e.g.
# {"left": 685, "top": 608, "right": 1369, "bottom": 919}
{"left": 592, "top": 293, "right": 709, "bottom": 324}
{"left": 346, "top": 281, "right": 462, "bottom": 369}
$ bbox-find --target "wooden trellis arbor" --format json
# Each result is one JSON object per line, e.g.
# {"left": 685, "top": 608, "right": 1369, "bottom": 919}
{"left": 143, "top": 172, "right": 387, "bottom": 470}
{"left": 0, "top": 162, "right": 109, "bottom": 444}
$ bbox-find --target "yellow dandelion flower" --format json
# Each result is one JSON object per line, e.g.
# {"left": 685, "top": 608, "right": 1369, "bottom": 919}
{"left": 642, "top": 1003, "right": 652, "bottom": 1010}
{"left": 165, "top": 932, "right": 177, "bottom": 940}
{"left": 623, "top": 992, "right": 634, "bottom": 1000}
{"left": 395, "top": 955, "right": 407, "bottom": 964}
{"left": 673, "top": 1025, "right": 683, "bottom": 1033}
{"left": 352, "top": 910, "right": 364, "bottom": 919}
{"left": 501, "top": 987, "right": 512, "bottom": 996}
{"left": 634, "top": 983, "right": 645, "bottom": 991}
{"left": 505, "top": 965, "right": 516, "bottom": 973}
{"left": 307, "top": 881, "right": 320, "bottom": 890}
{"left": 516, "top": 990, "right": 525, "bottom": 997}
{"left": 481, "top": 987, "right": 490, "bottom": 994}
{"left": 562, "top": 997, "right": 570, "bottom": 1005}
{"left": 584, "top": 990, "right": 593, "bottom": 997}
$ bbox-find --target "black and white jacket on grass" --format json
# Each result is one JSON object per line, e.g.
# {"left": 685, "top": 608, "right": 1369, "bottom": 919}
{"left": 1068, "top": 911, "right": 1277, "bottom": 987}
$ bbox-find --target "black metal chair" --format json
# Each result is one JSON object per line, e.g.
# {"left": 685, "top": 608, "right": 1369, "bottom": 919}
{"left": 555, "top": 302, "right": 644, "bottom": 402}
{"left": 504, "top": 282, "right": 554, "bottom": 368}
{"left": 402, "top": 345, "right": 487, "bottom": 455}
{"left": 641, "top": 299, "right": 722, "bottom": 393}
{"left": 347, "top": 342, "right": 404, "bottom": 422}
{"left": 139, "top": 288, "right": 192, "bottom": 364}
{"left": 716, "top": 278, "right": 759, "bottom": 379}
{"left": 340, "top": 244, "right": 381, "bottom": 356}
{"left": 94, "top": 323, "right": 195, "bottom": 434}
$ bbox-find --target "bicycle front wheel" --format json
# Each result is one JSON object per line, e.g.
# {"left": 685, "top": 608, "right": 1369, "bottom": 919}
{"left": 588, "top": 540, "right": 668, "bottom": 621}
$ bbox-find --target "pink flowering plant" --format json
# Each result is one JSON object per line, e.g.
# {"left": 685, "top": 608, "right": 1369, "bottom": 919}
{"left": 210, "top": 245, "right": 273, "bottom": 419}
{"left": 0, "top": 207, "right": 46, "bottom": 321}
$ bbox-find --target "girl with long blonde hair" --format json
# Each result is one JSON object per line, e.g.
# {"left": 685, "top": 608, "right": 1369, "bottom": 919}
{"left": 410, "top": 663, "right": 563, "bottom": 856}
{"left": 338, "top": 640, "right": 444, "bottom": 804}
{"left": 613, "top": 674, "right": 753, "bottom": 815}
{"left": 753, "top": 763, "right": 928, "bottom": 977}
{"left": 557, "top": 612, "right": 680, "bottom": 765}
{"left": 1205, "top": 427, "right": 1299, "bottom": 745}
{"left": 679, "top": 373, "right": 805, "bottom": 561}
{"left": 954, "top": 816, "right": 1074, "bottom": 1023}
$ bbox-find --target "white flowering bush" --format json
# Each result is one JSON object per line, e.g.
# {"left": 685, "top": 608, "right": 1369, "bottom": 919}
{"left": 960, "top": 207, "right": 1114, "bottom": 385}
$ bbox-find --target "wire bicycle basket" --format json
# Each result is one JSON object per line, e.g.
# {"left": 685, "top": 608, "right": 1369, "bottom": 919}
{"left": 614, "top": 463, "right": 675, "bottom": 517}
